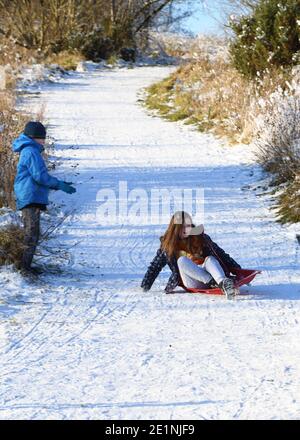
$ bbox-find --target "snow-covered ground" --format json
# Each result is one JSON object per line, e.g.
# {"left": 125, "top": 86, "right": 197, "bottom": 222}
{"left": 0, "top": 66, "right": 299, "bottom": 420}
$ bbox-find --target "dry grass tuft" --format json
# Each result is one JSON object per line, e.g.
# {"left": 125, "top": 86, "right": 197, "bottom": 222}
{"left": 45, "top": 51, "right": 85, "bottom": 71}
{"left": 0, "top": 224, "right": 25, "bottom": 266}
{"left": 275, "top": 178, "right": 300, "bottom": 224}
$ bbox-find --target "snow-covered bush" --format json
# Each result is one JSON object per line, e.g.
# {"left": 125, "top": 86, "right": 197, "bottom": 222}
{"left": 149, "top": 31, "right": 229, "bottom": 62}
{"left": 254, "top": 70, "right": 300, "bottom": 223}
{"left": 255, "top": 80, "right": 300, "bottom": 184}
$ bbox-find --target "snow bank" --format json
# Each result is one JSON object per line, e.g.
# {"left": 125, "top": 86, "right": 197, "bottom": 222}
{"left": 17, "top": 63, "right": 68, "bottom": 92}
{"left": 149, "top": 31, "right": 229, "bottom": 62}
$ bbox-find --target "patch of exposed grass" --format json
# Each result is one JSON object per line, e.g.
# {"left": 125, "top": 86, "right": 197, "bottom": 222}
{"left": 144, "top": 75, "right": 176, "bottom": 116}
{"left": 46, "top": 50, "right": 85, "bottom": 71}
{"left": 275, "top": 179, "right": 300, "bottom": 224}
{"left": 106, "top": 53, "right": 119, "bottom": 66}
{"left": 143, "top": 60, "right": 252, "bottom": 143}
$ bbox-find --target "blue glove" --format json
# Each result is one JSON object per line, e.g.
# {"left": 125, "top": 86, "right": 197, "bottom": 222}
{"left": 57, "top": 181, "right": 76, "bottom": 194}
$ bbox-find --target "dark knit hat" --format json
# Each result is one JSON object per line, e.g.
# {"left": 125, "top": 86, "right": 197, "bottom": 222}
{"left": 24, "top": 121, "right": 46, "bottom": 139}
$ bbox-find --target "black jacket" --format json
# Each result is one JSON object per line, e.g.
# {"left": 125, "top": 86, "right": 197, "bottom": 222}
{"left": 141, "top": 233, "right": 241, "bottom": 293}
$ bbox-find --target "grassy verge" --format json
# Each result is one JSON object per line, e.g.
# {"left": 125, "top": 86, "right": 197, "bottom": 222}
{"left": 143, "top": 43, "right": 298, "bottom": 225}
{"left": 144, "top": 59, "right": 290, "bottom": 144}
{"left": 45, "top": 51, "right": 85, "bottom": 71}
{"left": 144, "top": 58, "right": 252, "bottom": 143}
{"left": 275, "top": 179, "right": 300, "bottom": 224}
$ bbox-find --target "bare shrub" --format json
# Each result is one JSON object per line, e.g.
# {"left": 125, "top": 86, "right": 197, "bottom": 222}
{"left": 0, "top": 1, "right": 190, "bottom": 60}
{"left": 255, "top": 85, "right": 300, "bottom": 184}
{"left": 0, "top": 92, "right": 28, "bottom": 208}
{"left": 32, "top": 210, "right": 77, "bottom": 271}
{"left": 0, "top": 210, "right": 76, "bottom": 269}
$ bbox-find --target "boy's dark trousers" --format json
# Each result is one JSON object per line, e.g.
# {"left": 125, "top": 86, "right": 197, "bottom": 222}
{"left": 21, "top": 207, "right": 41, "bottom": 269}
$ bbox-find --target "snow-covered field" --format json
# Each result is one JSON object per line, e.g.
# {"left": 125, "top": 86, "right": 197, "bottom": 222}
{"left": 0, "top": 66, "right": 299, "bottom": 420}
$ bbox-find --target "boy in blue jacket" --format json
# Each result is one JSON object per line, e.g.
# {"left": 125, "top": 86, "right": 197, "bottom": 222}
{"left": 13, "top": 121, "right": 76, "bottom": 274}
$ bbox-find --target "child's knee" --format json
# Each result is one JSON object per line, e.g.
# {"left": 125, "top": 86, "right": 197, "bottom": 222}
{"left": 204, "top": 255, "right": 216, "bottom": 265}
{"left": 177, "top": 255, "right": 189, "bottom": 267}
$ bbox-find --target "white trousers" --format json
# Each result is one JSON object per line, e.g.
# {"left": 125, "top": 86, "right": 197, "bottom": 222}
{"left": 177, "top": 255, "right": 226, "bottom": 289}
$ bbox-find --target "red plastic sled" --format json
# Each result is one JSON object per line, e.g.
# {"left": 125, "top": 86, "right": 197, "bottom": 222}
{"left": 182, "top": 268, "right": 262, "bottom": 295}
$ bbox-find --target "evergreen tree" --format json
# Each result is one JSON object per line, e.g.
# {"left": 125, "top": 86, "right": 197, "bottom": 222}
{"left": 229, "top": 0, "right": 300, "bottom": 78}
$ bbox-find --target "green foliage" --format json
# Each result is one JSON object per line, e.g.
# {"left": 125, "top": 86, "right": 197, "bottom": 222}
{"left": 229, "top": 0, "right": 300, "bottom": 78}
{"left": 144, "top": 75, "right": 176, "bottom": 114}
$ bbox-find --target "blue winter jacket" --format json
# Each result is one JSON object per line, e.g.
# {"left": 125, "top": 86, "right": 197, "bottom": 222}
{"left": 13, "top": 134, "right": 60, "bottom": 210}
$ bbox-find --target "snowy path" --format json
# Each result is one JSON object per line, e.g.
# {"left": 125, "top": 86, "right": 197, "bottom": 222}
{"left": 0, "top": 66, "right": 299, "bottom": 420}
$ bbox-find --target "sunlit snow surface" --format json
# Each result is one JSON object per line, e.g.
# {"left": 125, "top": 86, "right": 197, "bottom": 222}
{"left": 0, "top": 66, "right": 299, "bottom": 420}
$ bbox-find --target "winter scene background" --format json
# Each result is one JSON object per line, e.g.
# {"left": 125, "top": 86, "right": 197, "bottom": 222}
{"left": 0, "top": 0, "right": 299, "bottom": 420}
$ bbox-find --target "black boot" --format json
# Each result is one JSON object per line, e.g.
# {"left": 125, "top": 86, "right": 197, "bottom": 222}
{"left": 19, "top": 266, "right": 40, "bottom": 278}
{"left": 206, "top": 278, "right": 218, "bottom": 289}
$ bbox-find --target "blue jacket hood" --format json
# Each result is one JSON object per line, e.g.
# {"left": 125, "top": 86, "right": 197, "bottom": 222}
{"left": 13, "top": 133, "right": 59, "bottom": 210}
{"left": 13, "top": 133, "right": 43, "bottom": 153}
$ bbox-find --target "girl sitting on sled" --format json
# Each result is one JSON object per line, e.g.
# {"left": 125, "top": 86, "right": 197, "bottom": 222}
{"left": 141, "top": 211, "right": 241, "bottom": 299}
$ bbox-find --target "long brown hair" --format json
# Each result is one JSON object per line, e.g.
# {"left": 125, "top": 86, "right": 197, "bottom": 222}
{"left": 161, "top": 211, "right": 204, "bottom": 258}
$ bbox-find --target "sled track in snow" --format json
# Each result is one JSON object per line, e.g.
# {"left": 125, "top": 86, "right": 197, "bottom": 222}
{"left": 1, "top": 283, "right": 142, "bottom": 370}
{"left": 0, "top": 66, "right": 299, "bottom": 420}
